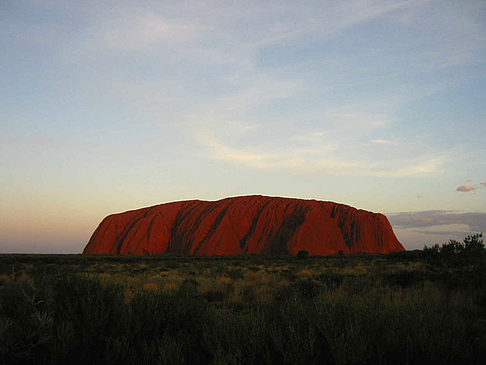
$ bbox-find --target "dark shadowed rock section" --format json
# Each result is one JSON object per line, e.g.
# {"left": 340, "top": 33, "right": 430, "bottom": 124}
{"left": 83, "top": 195, "right": 404, "bottom": 255}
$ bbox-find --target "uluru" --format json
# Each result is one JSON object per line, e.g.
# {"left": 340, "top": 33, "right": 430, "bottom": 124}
{"left": 83, "top": 195, "right": 403, "bottom": 255}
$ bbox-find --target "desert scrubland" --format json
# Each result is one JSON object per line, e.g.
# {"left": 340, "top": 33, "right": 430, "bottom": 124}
{"left": 1, "top": 235, "right": 485, "bottom": 364}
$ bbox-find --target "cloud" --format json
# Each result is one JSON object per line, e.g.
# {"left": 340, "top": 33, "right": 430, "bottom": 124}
{"left": 410, "top": 227, "right": 473, "bottom": 236}
{"left": 75, "top": 7, "right": 203, "bottom": 54}
{"left": 24, "top": 0, "right": 479, "bottom": 180}
{"left": 194, "top": 124, "right": 444, "bottom": 176}
{"left": 388, "top": 210, "right": 486, "bottom": 232}
{"left": 68, "top": 0, "right": 485, "bottom": 75}
{"left": 456, "top": 185, "right": 476, "bottom": 192}
{"left": 371, "top": 139, "right": 397, "bottom": 145}
{"left": 77, "top": 1, "right": 415, "bottom": 54}
{"left": 185, "top": 78, "right": 446, "bottom": 177}
{"left": 0, "top": 135, "right": 72, "bottom": 149}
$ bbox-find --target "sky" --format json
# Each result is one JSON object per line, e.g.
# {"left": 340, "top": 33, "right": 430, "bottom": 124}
{"left": 1, "top": 0, "right": 485, "bottom": 253}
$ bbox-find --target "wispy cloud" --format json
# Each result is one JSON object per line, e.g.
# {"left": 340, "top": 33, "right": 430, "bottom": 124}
{"left": 9, "top": 0, "right": 482, "bottom": 179}
{"left": 66, "top": 0, "right": 485, "bottom": 73}
{"left": 0, "top": 135, "right": 70, "bottom": 149}
{"left": 371, "top": 139, "right": 397, "bottom": 145}
{"left": 193, "top": 124, "right": 445, "bottom": 176}
{"left": 74, "top": 1, "right": 419, "bottom": 55}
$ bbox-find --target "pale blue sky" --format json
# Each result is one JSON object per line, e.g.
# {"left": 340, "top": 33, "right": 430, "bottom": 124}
{"left": 1, "top": 0, "right": 485, "bottom": 253}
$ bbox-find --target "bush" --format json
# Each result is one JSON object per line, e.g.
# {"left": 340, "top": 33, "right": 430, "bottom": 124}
{"left": 296, "top": 250, "right": 309, "bottom": 259}
{"left": 424, "top": 233, "right": 484, "bottom": 258}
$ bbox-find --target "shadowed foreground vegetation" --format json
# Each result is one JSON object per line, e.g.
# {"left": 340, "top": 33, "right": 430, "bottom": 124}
{"left": 1, "top": 234, "right": 485, "bottom": 364}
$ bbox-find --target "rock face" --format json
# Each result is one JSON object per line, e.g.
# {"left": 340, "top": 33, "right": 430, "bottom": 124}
{"left": 83, "top": 195, "right": 404, "bottom": 255}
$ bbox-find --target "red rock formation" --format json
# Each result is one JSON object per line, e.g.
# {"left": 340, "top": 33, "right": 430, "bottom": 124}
{"left": 83, "top": 195, "right": 404, "bottom": 255}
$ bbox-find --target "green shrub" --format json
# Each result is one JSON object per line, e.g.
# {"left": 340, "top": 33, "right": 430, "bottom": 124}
{"left": 296, "top": 250, "right": 309, "bottom": 259}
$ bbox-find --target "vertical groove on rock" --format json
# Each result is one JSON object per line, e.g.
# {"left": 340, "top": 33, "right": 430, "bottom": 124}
{"left": 240, "top": 199, "right": 272, "bottom": 250}
{"left": 268, "top": 205, "right": 308, "bottom": 254}
{"left": 194, "top": 205, "right": 230, "bottom": 255}
{"left": 116, "top": 210, "right": 148, "bottom": 253}
{"left": 167, "top": 201, "right": 201, "bottom": 254}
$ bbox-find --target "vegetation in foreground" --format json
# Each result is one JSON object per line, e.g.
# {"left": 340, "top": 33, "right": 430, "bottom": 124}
{"left": 1, "top": 234, "right": 485, "bottom": 365}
